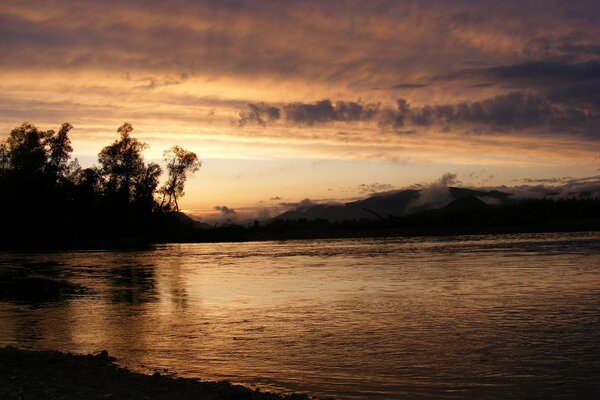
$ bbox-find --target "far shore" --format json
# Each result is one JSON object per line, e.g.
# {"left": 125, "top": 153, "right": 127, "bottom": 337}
{"left": 0, "top": 346, "right": 318, "bottom": 400}
{"left": 1, "top": 218, "right": 599, "bottom": 252}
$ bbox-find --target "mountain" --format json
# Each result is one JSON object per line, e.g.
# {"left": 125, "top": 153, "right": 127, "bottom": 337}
{"left": 443, "top": 195, "right": 490, "bottom": 212}
{"left": 274, "top": 187, "right": 511, "bottom": 222}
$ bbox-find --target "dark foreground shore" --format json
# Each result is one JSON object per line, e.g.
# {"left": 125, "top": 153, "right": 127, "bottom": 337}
{"left": 0, "top": 347, "right": 316, "bottom": 400}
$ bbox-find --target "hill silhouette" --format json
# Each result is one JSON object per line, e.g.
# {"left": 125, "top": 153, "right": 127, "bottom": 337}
{"left": 193, "top": 195, "right": 600, "bottom": 243}
{"left": 274, "top": 187, "right": 510, "bottom": 222}
{"left": 443, "top": 195, "right": 490, "bottom": 211}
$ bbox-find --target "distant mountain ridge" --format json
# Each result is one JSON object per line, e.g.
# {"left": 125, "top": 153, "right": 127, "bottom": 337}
{"left": 274, "top": 187, "right": 512, "bottom": 222}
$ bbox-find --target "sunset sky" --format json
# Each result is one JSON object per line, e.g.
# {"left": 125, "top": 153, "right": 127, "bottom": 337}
{"left": 1, "top": 1, "right": 599, "bottom": 221}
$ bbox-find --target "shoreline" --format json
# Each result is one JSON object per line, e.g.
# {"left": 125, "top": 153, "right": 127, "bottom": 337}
{"left": 0, "top": 346, "right": 317, "bottom": 400}
{"left": 1, "top": 221, "right": 599, "bottom": 252}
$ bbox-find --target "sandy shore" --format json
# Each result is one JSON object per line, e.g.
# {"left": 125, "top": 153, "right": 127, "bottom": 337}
{"left": 0, "top": 346, "right": 317, "bottom": 400}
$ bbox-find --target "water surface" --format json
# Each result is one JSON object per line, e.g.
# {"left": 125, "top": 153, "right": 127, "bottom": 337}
{"left": 1, "top": 232, "right": 599, "bottom": 399}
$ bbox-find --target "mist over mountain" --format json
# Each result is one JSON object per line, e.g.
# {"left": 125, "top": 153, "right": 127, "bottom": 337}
{"left": 272, "top": 173, "right": 600, "bottom": 223}
{"left": 274, "top": 186, "right": 512, "bottom": 222}
{"left": 197, "top": 173, "right": 600, "bottom": 225}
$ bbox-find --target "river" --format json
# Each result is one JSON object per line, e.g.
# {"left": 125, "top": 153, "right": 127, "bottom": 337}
{"left": 1, "top": 232, "right": 599, "bottom": 399}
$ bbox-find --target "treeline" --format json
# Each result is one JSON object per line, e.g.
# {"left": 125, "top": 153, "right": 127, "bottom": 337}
{"left": 2, "top": 121, "right": 599, "bottom": 248}
{"left": 0, "top": 122, "right": 200, "bottom": 248}
{"left": 192, "top": 197, "right": 600, "bottom": 242}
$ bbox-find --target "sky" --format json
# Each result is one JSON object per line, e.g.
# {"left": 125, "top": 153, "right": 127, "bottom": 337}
{"left": 1, "top": 0, "right": 599, "bottom": 221}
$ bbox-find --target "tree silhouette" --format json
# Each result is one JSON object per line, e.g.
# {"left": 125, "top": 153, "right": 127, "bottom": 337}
{"left": 160, "top": 146, "right": 201, "bottom": 212}
{"left": 0, "top": 121, "right": 205, "bottom": 247}
{"left": 135, "top": 162, "right": 162, "bottom": 210}
{"left": 0, "top": 142, "right": 8, "bottom": 180}
{"left": 4, "top": 123, "right": 48, "bottom": 177}
{"left": 45, "top": 123, "right": 73, "bottom": 182}
{"left": 98, "top": 123, "right": 150, "bottom": 204}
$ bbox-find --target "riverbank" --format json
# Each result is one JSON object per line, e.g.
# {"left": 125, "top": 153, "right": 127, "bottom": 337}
{"left": 2, "top": 219, "right": 599, "bottom": 252}
{"left": 0, "top": 346, "right": 316, "bottom": 400}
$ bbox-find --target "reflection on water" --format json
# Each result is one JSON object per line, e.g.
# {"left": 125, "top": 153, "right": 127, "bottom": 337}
{"left": 1, "top": 232, "right": 600, "bottom": 399}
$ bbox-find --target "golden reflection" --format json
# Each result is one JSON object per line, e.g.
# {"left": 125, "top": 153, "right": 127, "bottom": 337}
{"left": 1, "top": 234, "right": 600, "bottom": 398}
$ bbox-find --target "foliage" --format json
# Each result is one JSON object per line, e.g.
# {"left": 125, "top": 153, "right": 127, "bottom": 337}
{"left": 0, "top": 122, "right": 201, "bottom": 247}
{"left": 160, "top": 146, "right": 201, "bottom": 212}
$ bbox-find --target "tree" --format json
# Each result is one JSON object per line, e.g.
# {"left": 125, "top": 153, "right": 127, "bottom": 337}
{"left": 0, "top": 122, "right": 77, "bottom": 239}
{"left": 4, "top": 122, "right": 49, "bottom": 176}
{"left": 0, "top": 142, "right": 9, "bottom": 178}
{"left": 0, "top": 121, "right": 205, "bottom": 246}
{"left": 135, "top": 162, "right": 162, "bottom": 210}
{"left": 160, "top": 146, "right": 201, "bottom": 212}
{"left": 98, "top": 123, "right": 148, "bottom": 203}
{"left": 45, "top": 122, "right": 73, "bottom": 181}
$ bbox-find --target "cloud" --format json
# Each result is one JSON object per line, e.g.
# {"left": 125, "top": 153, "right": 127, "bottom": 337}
{"left": 413, "top": 92, "right": 554, "bottom": 127}
{"left": 357, "top": 183, "right": 394, "bottom": 194}
{"left": 522, "top": 34, "right": 600, "bottom": 60}
{"left": 521, "top": 177, "right": 573, "bottom": 184}
{"left": 279, "top": 198, "right": 317, "bottom": 209}
{"left": 194, "top": 173, "right": 600, "bottom": 224}
{"left": 442, "top": 60, "right": 600, "bottom": 84}
{"left": 2, "top": 1, "right": 599, "bottom": 93}
{"left": 509, "top": 182, "right": 600, "bottom": 200}
{"left": 487, "top": 61, "right": 600, "bottom": 82}
{"left": 135, "top": 73, "right": 190, "bottom": 90}
{"left": 214, "top": 205, "right": 237, "bottom": 215}
{"left": 2, "top": 0, "right": 600, "bottom": 170}
{"left": 238, "top": 103, "right": 281, "bottom": 126}
{"left": 391, "top": 83, "right": 430, "bottom": 89}
{"left": 237, "top": 91, "right": 599, "bottom": 137}
{"left": 404, "top": 173, "right": 600, "bottom": 211}
{"left": 548, "top": 82, "right": 600, "bottom": 107}
{"left": 238, "top": 99, "right": 381, "bottom": 126}
{"left": 434, "top": 59, "right": 600, "bottom": 117}
{"left": 407, "top": 173, "right": 461, "bottom": 211}
{"left": 283, "top": 100, "right": 380, "bottom": 125}
{"left": 476, "top": 174, "right": 600, "bottom": 201}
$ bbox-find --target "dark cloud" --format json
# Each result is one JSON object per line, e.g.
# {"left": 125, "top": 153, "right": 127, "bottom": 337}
{"left": 402, "top": 91, "right": 599, "bottom": 136}
{"left": 214, "top": 205, "right": 237, "bottom": 215}
{"left": 523, "top": 34, "right": 600, "bottom": 60}
{"left": 424, "top": 92, "right": 554, "bottom": 127}
{"left": 434, "top": 60, "right": 600, "bottom": 94}
{"left": 521, "top": 175, "right": 600, "bottom": 185}
{"left": 239, "top": 99, "right": 381, "bottom": 126}
{"left": 521, "top": 177, "right": 572, "bottom": 184}
{"left": 548, "top": 82, "right": 600, "bottom": 107}
{"left": 3, "top": 0, "right": 600, "bottom": 153}
{"left": 437, "top": 59, "right": 600, "bottom": 113}
{"left": 433, "top": 58, "right": 600, "bottom": 118}
{"left": 291, "top": 92, "right": 593, "bottom": 135}
{"left": 391, "top": 83, "right": 430, "bottom": 89}
{"left": 378, "top": 99, "right": 411, "bottom": 129}
{"left": 483, "top": 61, "right": 600, "bottom": 83}
{"left": 135, "top": 73, "right": 190, "bottom": 90}
{"left": 238, "top": 103, "right": 281, "bottom": 126}
{"left": 283, "top": 100, "right": 379, "bottom": 125}
{"left": 470, "top": 82, "right": 496, "bottom": 88}
{"left": 238, "top": 90, "right": 599, "bottom": 137}
{"left": 2, "top": 1, "right": 600, "bottom": 92}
